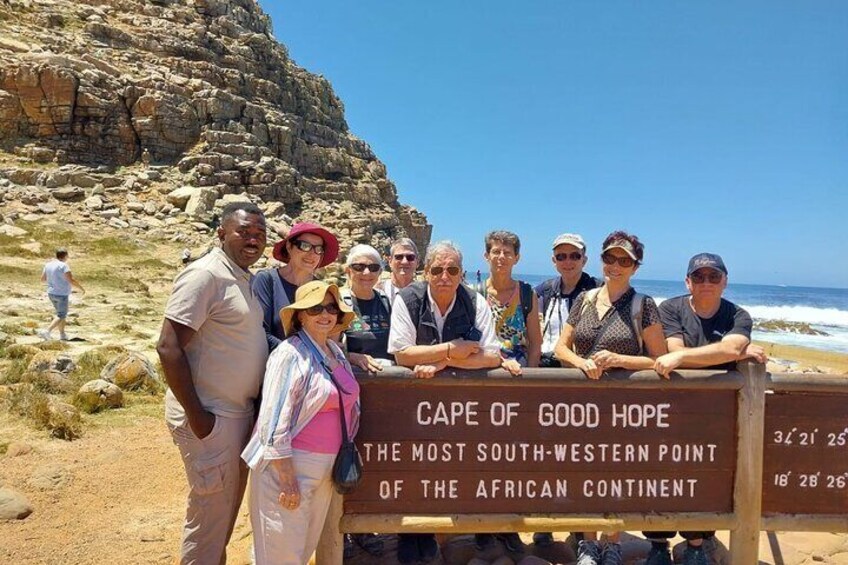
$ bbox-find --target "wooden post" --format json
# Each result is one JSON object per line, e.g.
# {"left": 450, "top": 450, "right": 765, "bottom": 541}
{"left": 729, "top": 360, "right": 766, "bottom": 561}
{"left": 315, "top": 491, "right": 344, "bottom": 565}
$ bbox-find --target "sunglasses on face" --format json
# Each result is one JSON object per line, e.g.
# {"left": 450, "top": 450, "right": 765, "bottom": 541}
{"left": 393, "top": 253, "right": 417, "bottom": 262}
{"left": 429, "top": 266, "right": 461, "bottom": 277}
{"left": 304, "top": 302, "right": 341, "bottom": 316}
{"left": 350, "top": 263, "right": 382, "bottom": 273}
{"left": 290, "top": 239, "right": 325, "bottom": 255}
{"left": 555, "top": 252, "right": 583, "bottom": 262}
{"left": 690, "top": 271, "right": 724, "bottom": 284}
{"left": 601, "top": 253, "right": 637, "bottom": 268}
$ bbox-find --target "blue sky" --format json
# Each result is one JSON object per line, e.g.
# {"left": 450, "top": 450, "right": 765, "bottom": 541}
{"left": 262, "top": 1, "right": 848, "bottom": 288}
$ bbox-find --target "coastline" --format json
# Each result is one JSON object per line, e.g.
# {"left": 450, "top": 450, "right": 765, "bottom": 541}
{"left": 757, "top": 340, "right": 848, "bottom": 374}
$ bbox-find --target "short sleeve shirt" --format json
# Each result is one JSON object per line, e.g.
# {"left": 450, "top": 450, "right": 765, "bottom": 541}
{"left": 659, "top": 295, "right": 752, "bottom": 369}
{"left": 164, "top": 247, "right": 269, "bottom": 426}
{"left": 43, "top": 259, "right": 71, "bottom": 296}
{"left": 345, "top": 293, "right": 393, "bottom": 360}
{"left": 567, "top": 288, "right": 661, "bottom": 357}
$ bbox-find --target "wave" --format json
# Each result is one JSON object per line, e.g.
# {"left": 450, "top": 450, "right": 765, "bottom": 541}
{"left": 652, "top": 297, "right": 848, "bottom": 328}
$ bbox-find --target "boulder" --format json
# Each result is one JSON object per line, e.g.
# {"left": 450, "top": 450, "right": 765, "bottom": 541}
{"left": 51, "top": 187, "right": 85, "bottom": 201}
{"left": 84, "top": 195, "right": 104, "bottom": 210}
{"left": 100, "top": 352, "right": 159, "bottom": 391}
{"left": 77, "top": 379, "right": 124, "bottom": 410}
{"left": 0, "top": 488, "right": 32, "bottom": 520}
{"left": 27, "top": 352, "right": 75, "bottom": 375}
{"left": 166, "top": 186, "right": 198, "bottom": 208}
{"left": 26, "top": 370, "right": 74, "bottom": 394}
{"left": 0, "top": 225, "right": 27, "bottom": 237}
{"left": 185, "top": 186, "right": 218, "bottom": 217}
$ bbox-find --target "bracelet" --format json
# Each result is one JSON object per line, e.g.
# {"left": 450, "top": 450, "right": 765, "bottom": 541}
{"left": 446, "top": 342, "right": 451, "bottom": 360}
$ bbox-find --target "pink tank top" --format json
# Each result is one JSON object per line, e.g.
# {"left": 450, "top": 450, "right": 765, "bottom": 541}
{"left": 292, "top": 364, "right": 360, "bottom": 454}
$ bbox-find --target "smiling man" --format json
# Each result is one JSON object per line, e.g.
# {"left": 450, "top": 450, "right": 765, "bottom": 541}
{"left": 647, "top": 252, "right": 767, "bottom": 565}
{"left": 386, "top": 240, "right": 500, "bottom": 564}
{"left": 377, "top": 237, "right": 420, "bottom": 304}
{"left": 156, "top": 202, "right": 268, "bottom": 565}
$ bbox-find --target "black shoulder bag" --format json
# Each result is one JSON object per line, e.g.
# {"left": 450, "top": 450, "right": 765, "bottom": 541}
{"left": 328, "top": 370, "right": 363, "bottom": 495}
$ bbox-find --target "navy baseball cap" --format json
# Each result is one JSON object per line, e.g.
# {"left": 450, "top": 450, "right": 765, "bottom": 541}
{"left": 687, "top": 253, "right": 728, "bottom": 277}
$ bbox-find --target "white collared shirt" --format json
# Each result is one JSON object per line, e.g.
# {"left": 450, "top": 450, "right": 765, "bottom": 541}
{"left": 387, "top": 286, "right": 499, "bottom": 354}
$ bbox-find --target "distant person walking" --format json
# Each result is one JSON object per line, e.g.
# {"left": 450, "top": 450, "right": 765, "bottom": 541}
{"left": 156, "top": 202, "right": 268, "bottom": 565}
{"left": 39, "top": 247, "right": 84, "bottom": 341}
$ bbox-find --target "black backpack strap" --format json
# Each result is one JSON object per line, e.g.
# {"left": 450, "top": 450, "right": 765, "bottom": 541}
{"left": 519, "top": 281, "right": 533, "bottom": 322}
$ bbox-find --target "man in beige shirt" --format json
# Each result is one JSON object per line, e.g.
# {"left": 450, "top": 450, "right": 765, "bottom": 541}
{"left": 157, "top": 202, "right": 268, "bottom": 564}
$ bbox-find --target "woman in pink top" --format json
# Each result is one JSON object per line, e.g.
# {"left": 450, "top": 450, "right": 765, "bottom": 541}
{"left": 242, "top": 281, "right": 359, "bottom": 564}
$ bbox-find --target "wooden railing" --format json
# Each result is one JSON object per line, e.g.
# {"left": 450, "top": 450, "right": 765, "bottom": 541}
{"left": 313, "top": 362, "right": 848, "bottom": 563}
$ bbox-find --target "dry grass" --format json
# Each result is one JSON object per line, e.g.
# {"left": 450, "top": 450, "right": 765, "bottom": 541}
{"left": 5, "top": 385, "right": 83, "bottom": 440}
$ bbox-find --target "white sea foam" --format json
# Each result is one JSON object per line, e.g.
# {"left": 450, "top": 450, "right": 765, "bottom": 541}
{"left": 739, "top": 304, "right": 848, "bottom": 328}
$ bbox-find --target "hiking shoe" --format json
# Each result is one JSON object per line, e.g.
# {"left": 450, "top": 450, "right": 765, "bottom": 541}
{"left": 343, "top": 534, "right": 356, "bottom": 560}
{"left": 645, "top": 541, "right": 673, "bottom": 565}
{"left": 601, "top": 542, "right": 623, "bottom": 565}
{"left": 474, "top": 533, "right": 496, "bottom": 551}
{"left": 496, "top": 532, "right": 526, "bottom": 553}
{"left": 37, "top": 329, "right": 51, "bottom": 341}
{"left": 533, "top": 531, "right": 555, "bottom": 547}
{"left": 397, "top": 534, "right": 420, "bottom": 564}
{"left": 576, "top": 540, "right": 602, "bottom": 565}
{"left": 352, "top": 533, "right": 384, "bottom": 557}
{"left": 59, "top": 333, "right": 69, "bottom": 341}
{"left": 682, "top": 545, "right": 709, "bottom": 565}
{"left": 417, "top": 534, "right": 439, "bottom": 562}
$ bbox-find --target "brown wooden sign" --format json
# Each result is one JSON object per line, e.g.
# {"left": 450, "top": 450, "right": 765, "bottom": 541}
{"left": 346, "top": 380, "right": 737, "bottom": 514}
{"left": 763, "top": 392, "right": 848, "bottom": 515}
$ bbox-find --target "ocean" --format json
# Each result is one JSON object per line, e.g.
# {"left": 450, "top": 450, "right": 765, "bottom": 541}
{"left": 489, "top": 274, "right": 848, "bottom": 354}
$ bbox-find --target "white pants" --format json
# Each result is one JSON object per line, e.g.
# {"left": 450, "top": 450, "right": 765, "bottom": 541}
{"left": 250, "top": 449, "right": 336, "bottom": 565}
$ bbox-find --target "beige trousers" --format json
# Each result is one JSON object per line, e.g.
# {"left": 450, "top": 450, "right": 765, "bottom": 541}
{"left": 250, "top": 449, "right": 336, "bottom": 565}
{"left": 168, "top": 415, "right": 252, "bottom": 565}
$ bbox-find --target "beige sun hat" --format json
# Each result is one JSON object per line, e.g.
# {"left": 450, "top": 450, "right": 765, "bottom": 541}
{"left": 280, "top": 280, "right": 355, "bottom": 336}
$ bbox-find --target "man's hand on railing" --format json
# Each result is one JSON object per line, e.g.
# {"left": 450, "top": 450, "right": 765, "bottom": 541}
{"left": 501, "top": 358, "right": 522, "bottom": 377}
{"left": 413, "top": 360, "right": 448, "bottom": 379}
{"left": 654, "top": 351, "right": 684, "bottom": 379}
{"left": 743, "top": 344, "right": 768, "bottom": 364}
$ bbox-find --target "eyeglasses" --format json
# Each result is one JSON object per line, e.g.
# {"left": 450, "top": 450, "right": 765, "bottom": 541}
{"left": 429, "top": 266, "right": 461, "bottom": 277}
{"left": 690, "top": 271, "right": 724, "bottom": 284}
{"left": 304, "top": 302, "right": 341, "bottom": 316}
{"left": 290, "top": 239, "right": 325, "bottom": 255}
{"left": 393, "top": 253, "right": 417, "bottom": 262}
{"left": 555, "top": 252, "right": 583, "bottom": 262}
{"left": 350, "top": 263, "right": 382, "bottom": 273}
{"left": 601, "top": 253, "right": 637, "bottom": 268}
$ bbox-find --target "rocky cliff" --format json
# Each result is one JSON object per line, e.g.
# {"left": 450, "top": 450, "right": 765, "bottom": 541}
{"left": 0, "top": 0, "right": 430, "bottom": 257}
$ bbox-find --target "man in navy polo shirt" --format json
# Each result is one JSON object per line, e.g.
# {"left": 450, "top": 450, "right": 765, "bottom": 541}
{"left": 646, "top": 252, "right": 767, "bottom": 565}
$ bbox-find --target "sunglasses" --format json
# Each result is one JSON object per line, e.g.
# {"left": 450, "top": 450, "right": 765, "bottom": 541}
{"left": 393, "top": 253, "right": 417, "bottom": 262}
{"left": 690, "top": 271, "right": 724, "bottom": 284}
{"left": 290, "top": 239, "right": 325, "bottom": 255}
{"left": 304, "top": 302, "right": 341, "bottom": 316}
{"left": 350, "top": 263, "right": 382, "bottom": 273}
{"left": 601, "top": 253, "right": 637, "bottom": 268}
{"left": 555, "top": 252, "right": 583, "bottom": 262}
{"left": 429, "top": 266, "right": 461, "bottom": 277}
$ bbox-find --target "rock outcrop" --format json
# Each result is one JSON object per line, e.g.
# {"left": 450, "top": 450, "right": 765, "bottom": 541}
{"left": 0, "top": 0, "right": 430, "bottom": 255}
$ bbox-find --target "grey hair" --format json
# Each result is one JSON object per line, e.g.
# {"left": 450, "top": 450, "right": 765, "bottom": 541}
{"left": 345, "top": 244, "right": 382, "bottom": 267}
{"left": 390, "top": 237, "right": 419, "bottom": 257}
{"left": 424, "top": 240, "right": 463, "bottom": 270}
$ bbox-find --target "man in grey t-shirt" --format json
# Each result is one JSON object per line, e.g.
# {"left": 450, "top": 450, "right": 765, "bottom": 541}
{"left": 157, "top": 202, "right": 268, "bottom": 565}
{"left": 39, "top": 247, "right": 84, "bottom": 341}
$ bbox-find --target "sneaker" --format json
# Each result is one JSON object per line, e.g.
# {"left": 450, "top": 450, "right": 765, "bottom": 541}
{"left": 576, "top": 540, "right": 602, "bottom": 565}
{"left": 533, "top": 531, "right": 555, "bottom": 547}
{"left": 417, "top": 533, "right": 439, "bottom": 562}
{"left": 59, "top": 333, "right": 69, "bottom": 341}
{"left": 474, "top": 533, "right": 496, "bottom": 551}
{"left": 601, "top": 542, "right": 623, "bottom": 565}
{"left": 343, "top": 534, "right": 356, "bottom": 560}
{"left": 682, "top": 544, "right": 709, "bottom": 565}
{"left": 645, "top": 541, "right": 673, "bottom": 565}
{"left": 37, "top": 329, "right": 51, "bottom": 341}
{"left": 496, "top": 532, "right": 526, "bottom": 553}
{"left": 397, "top": 534, "right": 421, "bottom": 564}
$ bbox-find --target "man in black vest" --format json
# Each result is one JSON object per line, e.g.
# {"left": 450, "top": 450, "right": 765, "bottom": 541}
{"left": 645, "top": 252, "right": 767, "bottom": 565}
{"left": 387, "top": 240, "right": 501, "bottom": 563}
